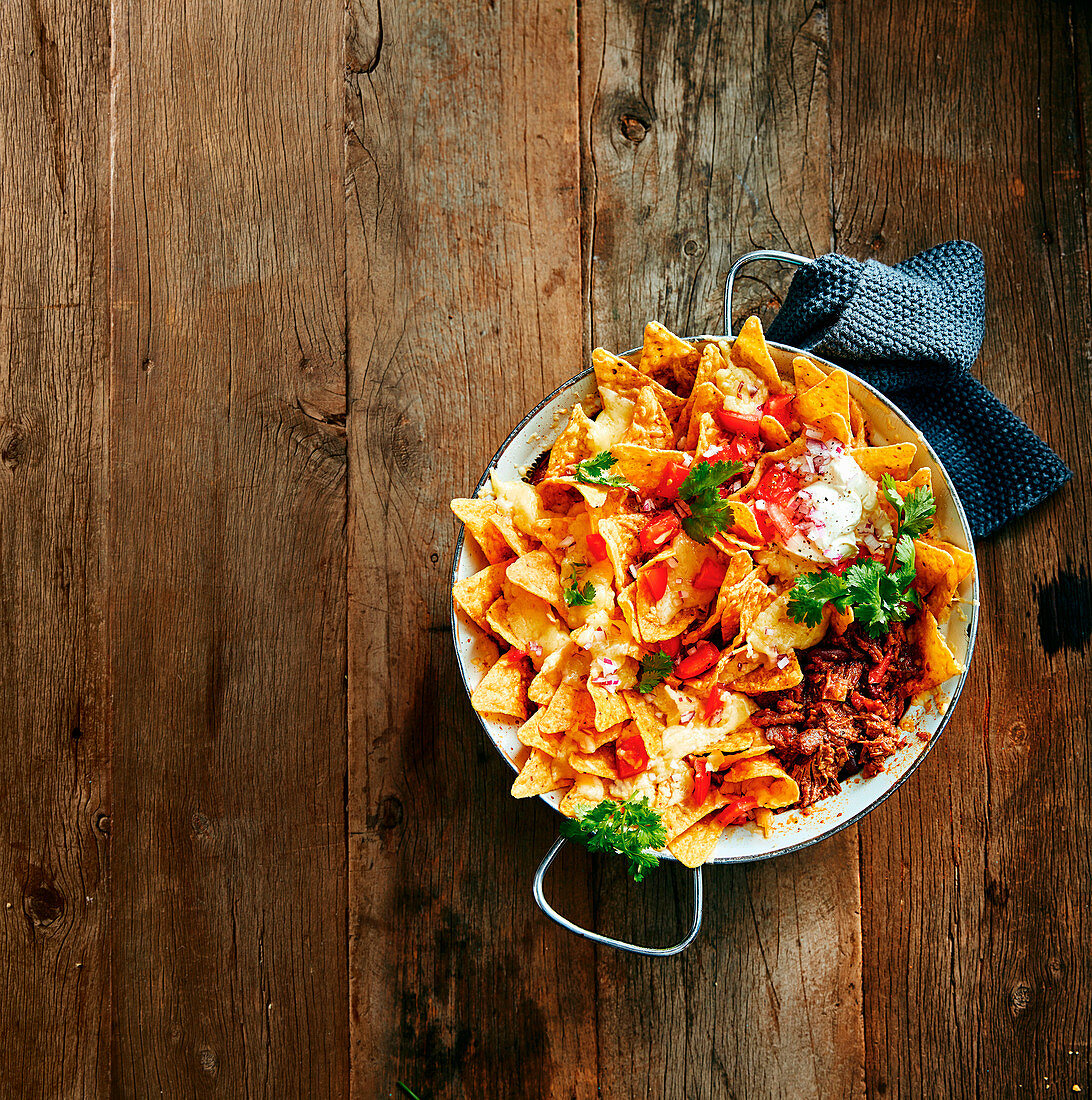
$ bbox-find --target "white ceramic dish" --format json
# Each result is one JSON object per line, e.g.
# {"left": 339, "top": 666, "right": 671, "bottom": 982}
{"left": 451, "top": 338, "right": 979, "bottom": 865}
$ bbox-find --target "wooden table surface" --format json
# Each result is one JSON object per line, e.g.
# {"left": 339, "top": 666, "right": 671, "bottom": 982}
{"left": 2, "top": 0, "right": 1090, "bottom": 1096}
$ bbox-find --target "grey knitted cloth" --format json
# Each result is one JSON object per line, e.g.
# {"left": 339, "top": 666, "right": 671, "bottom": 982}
{"left": 765, "top": 241, "right": 1071, "bottom": 537}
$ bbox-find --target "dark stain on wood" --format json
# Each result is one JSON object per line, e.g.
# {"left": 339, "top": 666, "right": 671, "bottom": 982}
{"left": 1036, "top": 564, "right": 1092, "bottom": 655}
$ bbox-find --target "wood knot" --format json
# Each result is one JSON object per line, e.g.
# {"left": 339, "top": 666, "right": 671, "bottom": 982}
{"left": 871, "top": 234, "right": 886, "bottom": 251}
{"left": 985, "top": 875, "right": 1009, "bottom": 907}
{"left": 191, "top": 811, "right": 211, "bottom": 837}
{"left": 619, "top": 114, "right": 649, "bottom": 143}
{"left": 683, "top": 239, "right": 702, "bottom": 258}
{"left": 94, "top": 812, "right": 111, "bottom": 836}
{"left": 371, "top": 795, "right": 404, "bottom": 832}
{"left": 197, "top": 1047, "right": 219, "bottom": 1076}
{"left": 1010, "top": 983, "right": 1032, "bottom": 1016}
{"left": 24, "top": 872, "right": 64, "bottom": 927}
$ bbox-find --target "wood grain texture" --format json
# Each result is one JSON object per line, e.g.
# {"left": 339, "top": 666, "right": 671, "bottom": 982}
{"left": 829, "top": 2, "right": 1092, "bottom": 1096}
{"left": 345, "top": 1, "right": 594, "bottom": 1097}
{"left": 108, "top": 0, "right": 349, "bottom": 1093}
{"left": 579, "top": 3, "right": 864, "bottom": 1097}
{"left": 0, "top": 0, "right": 111, "bottom": 1095}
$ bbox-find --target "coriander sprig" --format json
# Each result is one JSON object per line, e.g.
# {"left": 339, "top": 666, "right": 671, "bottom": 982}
{"left": 677, "top": 459, "right": 744, "bottom": 542}
{"left": 560, "top": 795, "right": 668, "bottom": 882}
{"left": 637, "top": 650, "right": 674, "bottom": 693}
{"left": 575, "top": 450, "right": 633, "bottom": 489}
{"left": 786, "top": 478, "right": 936, "bottom": 638}
{"left": 563, "top": 562, "right": 596, "bottom": 607}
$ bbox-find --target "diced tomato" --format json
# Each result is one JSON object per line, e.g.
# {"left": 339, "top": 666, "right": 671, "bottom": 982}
{"left": 673, "top": 641, "right": 720, "bottom": 680}
{"left": 693, "top": 557, "right": 728, "bottom": 590}
{"left": 639, "top": 510, "right": 681, "bottom": 555}
{"left": 765, "top": 500, "right": 798, "bottom": 541}
{"left": 714, "top": 405, "right": 762, "bottom": 437}
{"left": 654, "top": 461, "right": 690, "bottom": 499}
{"left": 615, "top": 735, "right": 649, "bottom": 778}
{"left": 698, "top": 684, "right": 726, "bottom": 723}
{"left": 829, "top": 556, "right": 857, "bottom": 577}
{"left": 725, "top": 434, "right": 761, "bottom": 465}
{"left": 642, "top": 561, "right": 670, "bottom": 602}
{"left": 659, "top": 635, "right": 681, "bottom": 658}
{"left": 753, "top": 465, "right": 800, "bottom": 506}
{"left": 747, "top": 503, "right": 777, "bottom": 543}
{"left": 586, "top": 532, "right": 609, "bottom": 561}
{"left": 764, "top": 393, "right": 795, "bottom": 432}
{"left": 690, "top": 757, "right": 711, "bottom": 805}
{"left": 508, "top": 648, "right": 529, "bottom": 660}
{"left": 716, "top": 794, "right": 759, "bottom": 826}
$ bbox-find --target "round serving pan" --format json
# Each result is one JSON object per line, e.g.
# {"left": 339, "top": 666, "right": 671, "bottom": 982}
{"left": 450, "top": 251, "right": 979, "bottom": 954}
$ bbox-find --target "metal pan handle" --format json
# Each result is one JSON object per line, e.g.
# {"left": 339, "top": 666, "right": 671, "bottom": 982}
{"left": 723, "top": 249, "right": 812, "bottom": 337}
{"left": 532, "top": 837, "right": 704, "bottom": 956}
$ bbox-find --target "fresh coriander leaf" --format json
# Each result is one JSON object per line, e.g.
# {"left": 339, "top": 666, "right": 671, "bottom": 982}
{"left": 560, "top": 795, "right": 667, "bottom": 882}
{"left": 844, "top": 560, "right": 912, "bottom": 637}
{"left": 575, "top": 450, "right": 632, "bottom": 489}
{"left": 880, "top": 472, "right": 903, "bottom": 513}
{"left": 786, "top": 570, "right": 851, "bottom": 627}
{"left": 677, "top": 459, "right": 744, "bottom": 543}
{"left": 900, "top": 485, "right": 937, "bottom": 541}
{"left": 891, "top": 533, "right": 917, "bottom": 589}
{"left": 678, "top": 459, "right": 744, "bottom": 499}
{"left": 637, "top": 650, "right": 674, "bottom": 693}
{"left": 564, "top": 579, "right": 596, "bottom": 606}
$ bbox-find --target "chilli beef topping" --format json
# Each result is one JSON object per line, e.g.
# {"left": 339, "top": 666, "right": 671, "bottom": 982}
{"left": 749, "top": 623, "right": 919, "bottom": 808}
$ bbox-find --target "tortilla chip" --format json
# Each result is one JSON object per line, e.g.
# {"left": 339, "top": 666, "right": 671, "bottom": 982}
{"left": 452, "top": 498, "right": 530, "bottom": 563}
{"left": 623, "top": 386, "right": 674, "bottom": 449}
{"left": 910, "top": 609, "right": 962, "bottom": 694}
{"left": 721, "top": 572, "right": 776, "bottom": 643}
{"left": 592, "top": 347, "right": 686, "bottom": 420}
{"left": 640, "top": 322, "right": 699, "bottom": 380}
{"left": 558, "top": 774, "right": 609, "bottom": 816}
{"left": 912, "top": 539, "right": 955, "bottom": 597}
{"left": 792, "top": 355, "right": 826, "bottom": 390}
{"left": 611, "top": 443, "right": 689, "bottom": 494}
{"left": 545, "top": 405, "right": 597, "bottom": 477}
{"left": 568, "top": 744, "right": 618, "bottom": 779}
{"left": 538, "top": 677, "right": 596, "bottom": 736}
{"left": 723, "top": 752, "right": 800, "bottom": 808}
{"left": 662, "top": 789, "right": 728, "bottom": 842}
{"left": 471, "top": 651, "right": 532, "bottom": 720}
{"left": 851, "top": 443, "right": 917, "bottom": 480}
{"left": 745, "top": 592, "right": 830, "bottom": 661}
{"left": 796, "top": 370, "right": 850, "bottom": 435}
{"left": 506, "top": 549, "right": 564, "bottom": 608}
{"left": 849, "top": 397, "right": 868, "bottom": 445}
{"left": 453, "top": 563, "right": 509, "bottom": 630}
{"left": 729, "top": 315, "right": 785, "bottom": 394}
{"left": 760, "top": 414, "right": 791, "bottom": 448}
{"left": 622, "top": 693, "right": 668, "bottom": 749}
{"left": 668, "top": 815, "right": 726, "bottom": 867}
{"left": 516, "top": 708, "right": 563, "bottom": 754}
{"left": 681, "top": 382, "right": 727, "bottom": 451}
{"left": 718, "top": 651, "right": 803, "bottom": 693}
{"left": 587, "top": 679, "right": 630, "bottom": 732}
{"left": 511, "top": 748, "right": 569, "bottom": 798}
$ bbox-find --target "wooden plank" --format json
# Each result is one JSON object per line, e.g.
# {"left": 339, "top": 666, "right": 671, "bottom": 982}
{"left": 344, "top": 1, "right": 597, "bottom": 1096}
{"left": 108, "top": 0, "right": 349, "bottom": 1093}
{"left": 830, "top": 2, "right": 1092, "bottom": 1095}
{"left": 0, "top": 0, "right": 111, "bottom": 1094}
{"left": 579, "top": 3, "right": 865, "bottom": 1097}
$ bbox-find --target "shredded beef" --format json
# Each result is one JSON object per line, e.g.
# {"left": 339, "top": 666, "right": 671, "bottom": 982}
{"left": 755, "top": 622, "right": 921, "bottom": 808}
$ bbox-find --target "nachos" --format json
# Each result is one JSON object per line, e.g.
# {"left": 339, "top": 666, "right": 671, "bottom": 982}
{"left": 452, "top": 318, "right": 972, "bottom": 869}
